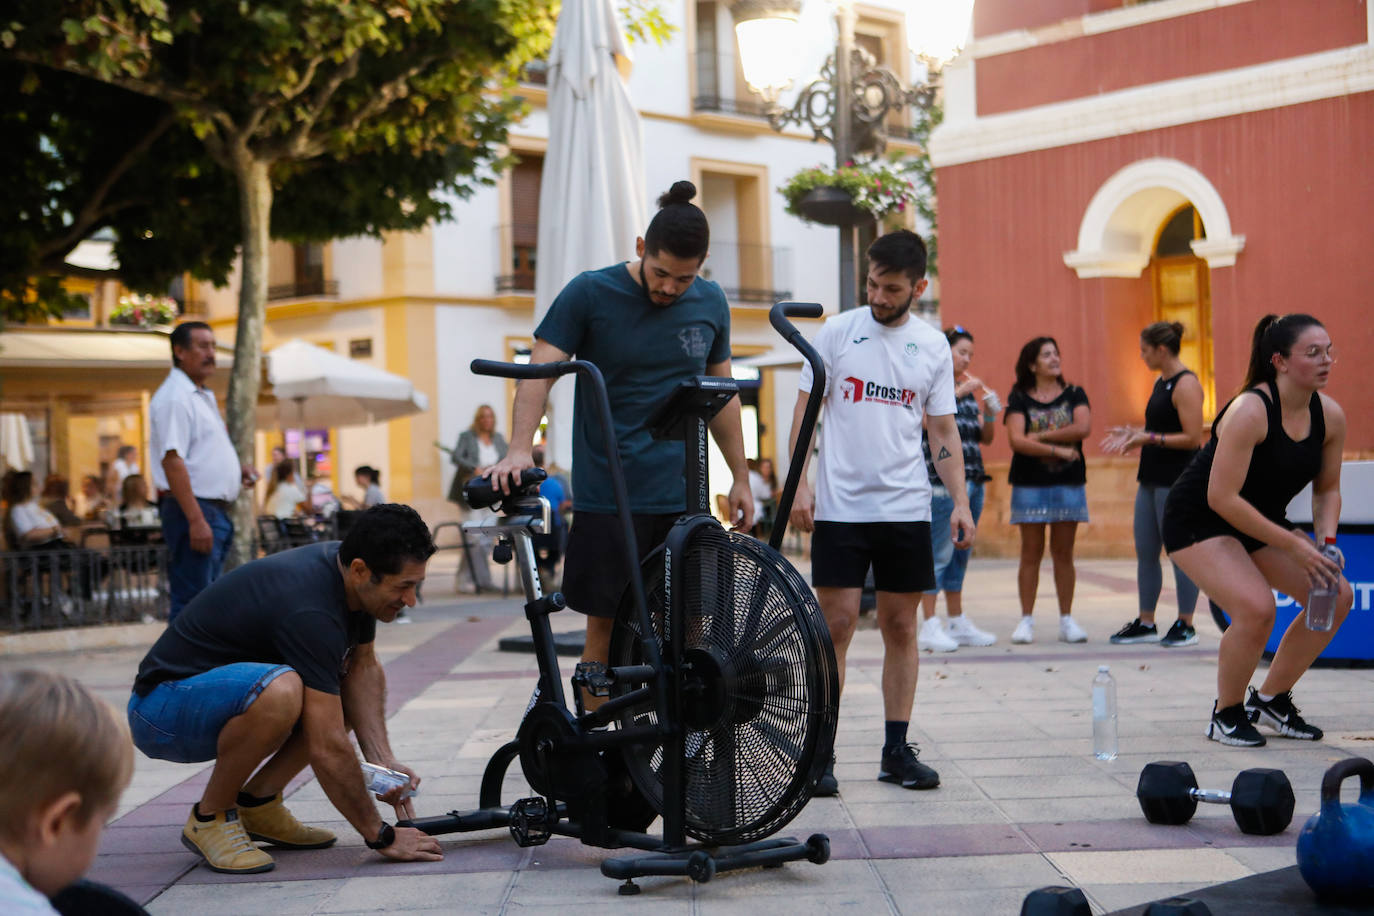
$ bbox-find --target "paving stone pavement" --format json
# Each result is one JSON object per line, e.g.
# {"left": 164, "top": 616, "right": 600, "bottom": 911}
{"left": 3, "top": 557, "right": 1372, "bottom": 914}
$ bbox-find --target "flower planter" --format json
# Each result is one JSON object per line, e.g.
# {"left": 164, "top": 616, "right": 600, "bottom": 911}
{"left": 795, "top": 186, "right": 871, "bottom": 228}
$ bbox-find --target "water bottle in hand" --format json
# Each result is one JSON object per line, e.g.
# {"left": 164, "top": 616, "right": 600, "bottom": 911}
{"left": 1304, "top": 537, "right": 1341, "bottom": 632}
{"left": 1092, "top": 665, "right": 1118, "bottom": 761}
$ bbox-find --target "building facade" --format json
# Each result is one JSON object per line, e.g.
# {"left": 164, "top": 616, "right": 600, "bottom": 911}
{"left": 931, "top": 0, "right": 1374, "bottom": 555}
{"left": 184, "top": 0, "right": 923, "bottom": 525}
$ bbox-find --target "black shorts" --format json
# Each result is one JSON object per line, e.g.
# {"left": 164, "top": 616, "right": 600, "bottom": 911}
{"left": 561, "top": 511, "right": 678, "bottom": 618}
{"left": 1162, "top": 491, "right": 1290, "bottom": 555}
{"left": 811, "top": 521, "right": 934, "bottom": 593}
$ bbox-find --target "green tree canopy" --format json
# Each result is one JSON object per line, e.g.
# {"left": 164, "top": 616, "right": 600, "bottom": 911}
{"left": 5, "top": 0, "right": 557, "bottom": 561}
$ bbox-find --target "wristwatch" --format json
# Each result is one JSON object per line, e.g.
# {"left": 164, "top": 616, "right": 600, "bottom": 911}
{"left": 365, "top": 822, "right": 396, "bottom": 850}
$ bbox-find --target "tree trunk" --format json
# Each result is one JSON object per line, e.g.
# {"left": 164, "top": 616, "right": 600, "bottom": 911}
{"left": 224, "top": 156, "right": 273, "bottom": 569}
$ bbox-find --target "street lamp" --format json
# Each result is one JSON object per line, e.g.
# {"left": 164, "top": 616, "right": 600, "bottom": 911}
{"left": 730, "top": 0, "right": 936, "bottom": 311}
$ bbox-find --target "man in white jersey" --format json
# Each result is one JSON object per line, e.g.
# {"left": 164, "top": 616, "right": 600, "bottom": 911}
{"left": 789, "top": 230, "right": 974, "bottom": 795}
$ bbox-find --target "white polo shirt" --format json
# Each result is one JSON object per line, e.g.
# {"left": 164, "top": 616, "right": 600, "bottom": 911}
{"left": 149, "top": 368, "right": 242, "bottom": 501}
{"left": 799, "top": 307, "right": 955, "bottom": 523}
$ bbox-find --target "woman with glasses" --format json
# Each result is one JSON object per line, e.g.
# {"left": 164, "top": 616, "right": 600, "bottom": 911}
{"left": 1163, "top": 314, "right": 1349, "bottom": 747}
{"left": 1005, "top": 336, "right": 1092, "bottom": 645}
{"left": 1102, "top": 322, "right": 1204, "bottom": 647}
{"left": 916, "top": 327, "right": 999, "bottom": 651}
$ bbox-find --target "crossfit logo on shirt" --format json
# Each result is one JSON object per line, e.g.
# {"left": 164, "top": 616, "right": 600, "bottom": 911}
{"left": 678, "top": 327, "right": 709, "bottom": 359}
{"left": 841, "top": 376, "right": 917, "bottom": 409}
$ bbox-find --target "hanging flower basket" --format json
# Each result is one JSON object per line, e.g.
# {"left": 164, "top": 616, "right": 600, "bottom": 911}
{"left": 780, "top": 161, "right": 919, "bottom": 228}
{"left": 795, "top": 186, "right": 870, "bottom": 227}
{"left": 110, "top": 293, "right": 179, "bottom": 328}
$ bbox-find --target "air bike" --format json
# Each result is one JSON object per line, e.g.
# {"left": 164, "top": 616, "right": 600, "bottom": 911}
{"left": 399, "top": 302, "right": 838, "bottom": 893}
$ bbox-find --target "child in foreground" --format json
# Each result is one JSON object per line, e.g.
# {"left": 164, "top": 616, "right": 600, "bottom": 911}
{"left": 0, "top": 669, "right": 134, "bottom": 913}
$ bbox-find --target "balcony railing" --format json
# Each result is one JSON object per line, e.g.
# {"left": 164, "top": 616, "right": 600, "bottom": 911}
{"left": 267, "top": 279, "right": 339, "bottom": 301}
{"left": 693, "top": 51, "right": 768, "bottom": 119}
{"left": 700, "top": 242, "right": 792, "bottom": 304}
{"left": 693, "top": 93, "right": 770, "bottom": 119}
{"left": 493, "top": 223, "right": 539, "bottom": 293}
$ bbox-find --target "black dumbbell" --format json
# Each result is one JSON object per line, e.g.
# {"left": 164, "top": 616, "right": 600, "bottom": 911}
{"left": 1137, "top": 760, "right": 1294, "bottom": 835}
{"left": 1020, "top": 886, "right": 1089, "bottom": 916}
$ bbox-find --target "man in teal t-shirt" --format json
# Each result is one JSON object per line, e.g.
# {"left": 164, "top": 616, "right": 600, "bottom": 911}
{"left": 487, "top": 181, "right": 753, "bottom": 690}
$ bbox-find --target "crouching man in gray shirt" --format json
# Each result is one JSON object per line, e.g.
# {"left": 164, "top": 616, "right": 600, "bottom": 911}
{"left": 128, "top": 504, "right": 443, "bottom": 873}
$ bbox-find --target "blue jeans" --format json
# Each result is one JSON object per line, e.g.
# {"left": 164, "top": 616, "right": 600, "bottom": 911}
{"left": 161, "top": 497, "right": 234, "bottom": 620}
{"left": 924, "top": 479, "right": 986, "bottom": 595}
{"left": 127, "top": 663, "right": 293, "bottom": 763}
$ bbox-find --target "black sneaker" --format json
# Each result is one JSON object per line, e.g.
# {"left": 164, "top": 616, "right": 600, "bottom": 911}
{"left": 1246, "top": 688, "right": 1323, "bottom": 740}
{"left": 878, "top": 743, "right": 939, "bottom": 790}
{"left": 813, "top": 755, "right": 838, "bottom": 797}
{"left": 1109, "top": 618, "right": 1159, "bottom": 644}
{"left": 1159, "top": 619, "right": 1197, "bottom": 647}
{"left": 1206, "top": 700, "right": 1266, "bottom": 747}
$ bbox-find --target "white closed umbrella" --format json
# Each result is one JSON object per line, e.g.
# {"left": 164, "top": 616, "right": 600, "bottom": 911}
{"left": 260, "top": 340, "right": 429, "bottom": 429}
{"left": 533, "top": 0, "right": 647, "bottom": 471}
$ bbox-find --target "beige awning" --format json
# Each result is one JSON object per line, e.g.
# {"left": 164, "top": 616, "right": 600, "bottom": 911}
{"left": 0, "top": 327, "right": 233, "bottom": 370}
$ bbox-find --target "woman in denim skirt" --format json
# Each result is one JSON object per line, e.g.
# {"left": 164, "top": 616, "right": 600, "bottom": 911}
{"left": 1004, "top": 337, "right": 1092, "bottom": 645}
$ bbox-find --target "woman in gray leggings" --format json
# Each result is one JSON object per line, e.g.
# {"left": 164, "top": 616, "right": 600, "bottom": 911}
{"left": 1102, "top": 322, "right": 1204, "bottom": 646}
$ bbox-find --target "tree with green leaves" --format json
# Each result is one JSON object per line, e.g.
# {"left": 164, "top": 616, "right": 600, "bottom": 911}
{"left": 6, "top": 0, "right": 557, "bottom": 560}
{"left": 0, "top": 63, "right": 240, "bottom": 322}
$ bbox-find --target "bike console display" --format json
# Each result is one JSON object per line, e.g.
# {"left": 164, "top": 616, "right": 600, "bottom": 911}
{"left": 646, "top": 376, "right": 739, "bottom": 516}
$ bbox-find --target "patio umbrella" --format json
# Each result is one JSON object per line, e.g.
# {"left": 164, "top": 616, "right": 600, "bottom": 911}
{"left": 259, "top": 339, "right": 429, "bottom": 430}
{"left": 533, "top": 0, "right": 647, "bottom": 470}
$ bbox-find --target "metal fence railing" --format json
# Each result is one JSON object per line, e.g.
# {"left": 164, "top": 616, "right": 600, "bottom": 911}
{"left": 1, "top": 544, "right": 169, "bottom": 633}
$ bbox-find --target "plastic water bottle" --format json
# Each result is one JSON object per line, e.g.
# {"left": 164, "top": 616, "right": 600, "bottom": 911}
{"left": 1092, "top": 665, "right": 1118, "bottom": 761}
{"left": 1304, "top": 537, "right": 1341, "bottom": 632}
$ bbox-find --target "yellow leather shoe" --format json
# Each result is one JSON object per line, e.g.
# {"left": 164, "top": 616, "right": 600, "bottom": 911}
{"left": 239, "top": 793, "right": 337, "bottom": 849}
{"left": 181, "top": 807, "right": 275, "bottom": 874}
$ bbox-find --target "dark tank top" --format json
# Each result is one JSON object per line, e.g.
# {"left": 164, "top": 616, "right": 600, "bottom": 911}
{"left": 1171, "top": 380, "right": 1325, "bottom": 525}
{"left": 1138, "top": 369, "right": 1199, "bottom": 486}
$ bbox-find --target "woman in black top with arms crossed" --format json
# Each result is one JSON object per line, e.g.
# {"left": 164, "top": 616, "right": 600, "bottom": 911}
{"left": 1163, "top": 314, "right": 1350, "bottom": 747}
{"left": 1103, "top": 322, "right": 1204, "bottom": 647}
{"left": 1004, "top": 337, "right": 1093, "bottom": 645}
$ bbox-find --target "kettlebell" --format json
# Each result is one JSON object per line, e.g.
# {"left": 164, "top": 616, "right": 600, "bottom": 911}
{"left": 1296, "top": 755, "right": 1374, "bottom": 902}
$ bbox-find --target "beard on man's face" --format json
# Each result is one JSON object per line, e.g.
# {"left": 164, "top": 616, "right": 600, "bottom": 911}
{"left": 871, "top": 294, "right": 913, "bottom": 326}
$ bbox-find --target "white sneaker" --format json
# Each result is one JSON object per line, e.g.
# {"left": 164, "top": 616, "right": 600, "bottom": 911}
{"left": 918, "top": 615, "right": 959, "bottom": 652}
{"left": 1011, "top": 617, "right": 1034, "bottom": 644}
{"left": 1058, "top": 615, "right": 1088, "bottom": 643}
{"left": 947, "top": 615, "right": 997, "bottom": 646}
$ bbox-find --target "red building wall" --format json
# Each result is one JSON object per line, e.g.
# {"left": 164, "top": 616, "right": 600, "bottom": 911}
{"left": 976, "top": 0, "right": 1368, "bottom": 116}
{"left": 973, "top": 0, "right": 1119, "bottom": 39}
{"left": 936, "top": 92, "right": 1374, "bottom": 464}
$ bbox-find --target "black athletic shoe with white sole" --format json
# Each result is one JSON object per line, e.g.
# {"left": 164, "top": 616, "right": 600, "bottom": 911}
{"left": 1159, "top": 619, "right": 1198, "bottom": 647}
{"left": 1246, "top": 687, "right": 1323, "bottom": 740}
{"left": 1109, "top": 618, "right": 1159, "bottom": 644}
{"left": 1206, "top": 700, "right": 1266, "bottom": 747}
{"left": 878, "top": 743, "right": 940, "bottom": 789}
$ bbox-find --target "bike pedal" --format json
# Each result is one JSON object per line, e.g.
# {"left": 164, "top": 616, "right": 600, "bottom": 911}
{"left": 573, "top": 661, "right": 614, "bottom": 697}
{"left": 509, "top": 796, "right": 554, "bottom": 847}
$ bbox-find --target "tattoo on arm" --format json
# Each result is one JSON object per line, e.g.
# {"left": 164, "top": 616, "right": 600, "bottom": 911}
{"left": 937, "top": 446, "right": 952, "bottom": 461}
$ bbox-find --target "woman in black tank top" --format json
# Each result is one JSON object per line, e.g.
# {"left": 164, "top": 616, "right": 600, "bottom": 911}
{"left": 1102, "top": 322, "right": 1204, "bottom": 647}
{"left": 1161, "top": 314, "right": 1350, "bottom": 748}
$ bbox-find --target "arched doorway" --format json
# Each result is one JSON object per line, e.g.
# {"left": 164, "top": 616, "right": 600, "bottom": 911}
{"left": 1152, "top": 204, "right": 1216, "bottom": 417}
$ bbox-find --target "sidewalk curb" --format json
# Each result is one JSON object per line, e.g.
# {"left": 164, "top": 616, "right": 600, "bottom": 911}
{"left": 0, "top": 621, "right": 163, "bottom": 656}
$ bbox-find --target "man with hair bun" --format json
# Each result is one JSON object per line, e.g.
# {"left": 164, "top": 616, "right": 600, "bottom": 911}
{"left": 487, "top": 180, "right": 753, "bottom": 699}
{"left": 126, "top": 505, "right": 444, "bottom": 873}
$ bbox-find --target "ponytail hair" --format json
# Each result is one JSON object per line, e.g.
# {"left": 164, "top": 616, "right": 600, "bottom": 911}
{"left": 1240, "top": 313, "right": 1324, "bottom": 392}
{"left": 643, "top": 180, "right": 709, "bottom": 261}
{"left": 1140, "top": 321, "right": 1184, "bottom": 355}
